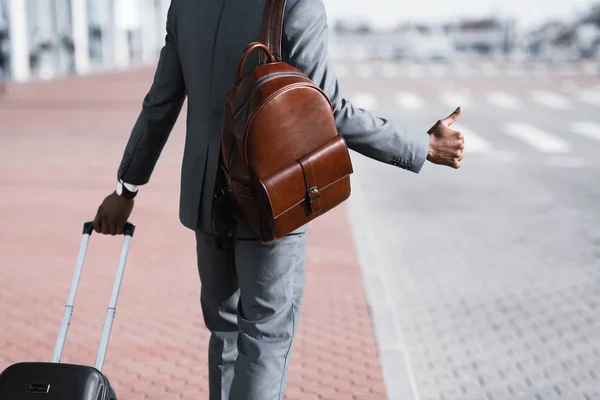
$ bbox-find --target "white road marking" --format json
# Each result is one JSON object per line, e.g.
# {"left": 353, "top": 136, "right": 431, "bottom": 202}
{"left": 557, "top": 64, "right": 578, "bottom": 76}
{"left": 455, "top": 64, "right": 474, "bottom": 77}
{"left": 532, "top": 63, "right": 549, "bottom": 76}
{"left": 440, "top": 89, "right": 471, "bottom": 108}
{"left": 570, "top": 121, "right": 600, "bottom": 142}
{"left": 545, "top": 156, "right": 586, "bottom": 168}
{"left": 335, "top": 65, "right": 349, "bottom": 78}
{"left": 429, "top": 65, "right": 447, "bottom": 77}
{"left": 350, "top": 46, "right": 369, "bottom": 61}
{"left": 504, "top": 122, "right": 571, "bottom": 153}
{"left": 453, "top": 124, "right": 492, "bottom": 153}
{"left": 329, "top": 46, "right": 347, "bottom": 61}
{"left": 350, "top": 93, "right": 377, "bottom": 109}
{"left": 530, "top": 90, "right": 572, "bottom": 110}
{"left": 507, "top": 65, "right": 526, "bottom": 77}
{"left": 407, "top": 65, "right": 424, "bottom": 78}
{"left": 381, "top": 63, "right": 401, "bottom": 78}
{"left": 582, "top": 61, "right": 599, "bottom": 75}
{"left": 481, "top": 62, "right": 499, "bottom": 77}
{"left": 490, "top": 151, "right": 519, "bottom": 163}
{"left": 395, "top": 92, "right": 425, "bottom": 110}
{"left": 486, "top": 91, "right": 523, "bottom": 110}
{"left": 356, "top": 65, "right": 373, "bottom": 78}
{"left": 576, "top": 90, "right": 600, "bottom": 107}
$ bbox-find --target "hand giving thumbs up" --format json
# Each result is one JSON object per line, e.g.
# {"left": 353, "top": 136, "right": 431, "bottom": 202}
{"left": 427, "top": 107, "right": 465, "bottom": 169}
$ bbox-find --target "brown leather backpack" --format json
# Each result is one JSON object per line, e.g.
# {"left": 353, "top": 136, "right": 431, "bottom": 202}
{"left": 215, "top": 0, "right": 353, "bottom": 242}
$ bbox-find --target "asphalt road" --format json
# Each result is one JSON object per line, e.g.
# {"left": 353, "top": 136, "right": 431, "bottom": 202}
{"left": 336, "top": 59, "right": 600, "bottom": 400}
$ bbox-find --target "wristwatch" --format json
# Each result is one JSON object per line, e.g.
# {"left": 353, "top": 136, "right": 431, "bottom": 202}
{"left": 116, "top": 180, "right": 138, "bottom": 199}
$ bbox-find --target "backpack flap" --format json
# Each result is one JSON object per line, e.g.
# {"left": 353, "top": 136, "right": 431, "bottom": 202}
{"left": 257, "top": 135, "right": 353, "bottom": 238}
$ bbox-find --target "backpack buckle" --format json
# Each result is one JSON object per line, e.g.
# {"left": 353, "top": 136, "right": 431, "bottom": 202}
{"left": 308, "top": 186, "right": 320, "bottom": 201}
{"left": 307, "top": 186, "right": 321, "bottom": 215}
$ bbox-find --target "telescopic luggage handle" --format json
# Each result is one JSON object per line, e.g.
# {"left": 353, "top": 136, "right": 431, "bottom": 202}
{"left": 51, "top": 221, "right": 135, "bottom": 372}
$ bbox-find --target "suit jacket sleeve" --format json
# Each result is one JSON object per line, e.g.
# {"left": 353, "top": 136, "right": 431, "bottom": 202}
{"left": 117, "top": 3, "right": 186, "bottom": 185}
{"left": 282, "top": 0, "right": 430, "bottom": 173}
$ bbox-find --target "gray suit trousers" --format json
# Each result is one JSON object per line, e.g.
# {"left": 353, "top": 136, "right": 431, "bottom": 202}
{"left": 195, "top": 228, "right": 307, "bottom": 400}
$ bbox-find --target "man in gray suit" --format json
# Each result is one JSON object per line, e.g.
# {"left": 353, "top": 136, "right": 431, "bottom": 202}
{"left": 93, "top": 0, "right": 464, "bottom": 398}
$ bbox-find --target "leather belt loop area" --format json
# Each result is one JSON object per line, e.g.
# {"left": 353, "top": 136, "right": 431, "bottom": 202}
{"left": 297, "top": 155, "right": 321, "bottom": 215}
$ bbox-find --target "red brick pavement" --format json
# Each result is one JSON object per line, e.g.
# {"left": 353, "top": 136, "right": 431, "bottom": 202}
{"left": 0, "top": 70, "right": 386, "bottom": 399}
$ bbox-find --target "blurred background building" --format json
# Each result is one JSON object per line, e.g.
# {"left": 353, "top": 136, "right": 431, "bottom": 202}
{"left": 0, "top": 0, "right": 598, "bottom": 83}
{"left": 0, "top": 0, "right": 170, "bottom": 82}
{"left": 331, "top": 4, "right": 600, "bottom": 63}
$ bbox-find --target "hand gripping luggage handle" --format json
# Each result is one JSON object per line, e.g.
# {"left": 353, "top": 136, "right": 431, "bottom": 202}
{"left": 51, "top": 221, "right": 135, "bottom": 372}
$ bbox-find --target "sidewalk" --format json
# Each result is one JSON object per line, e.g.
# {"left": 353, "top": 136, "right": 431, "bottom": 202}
{"left": 0, "top": 70, "right": 387, "bottom": 399}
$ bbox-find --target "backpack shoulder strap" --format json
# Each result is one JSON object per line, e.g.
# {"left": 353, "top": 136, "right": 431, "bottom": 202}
{"left": 259, "top": 0, "right": 287, "bottom": 63}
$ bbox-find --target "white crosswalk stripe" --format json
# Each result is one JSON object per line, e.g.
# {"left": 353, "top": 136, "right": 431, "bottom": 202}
{"left": 429, "top": 65, "right": 447, "bottom": 77}
{"left": 356, "top": 65, "right": 374, "bottom": 78}
{"left": 570, "top": 121, "right": 600, "bottom": 142}
{"left": 481, "top": 62, "right": 499, "bottom": 77}
{"left": 576, "top": 90, "right": 600, "bottom": 107}
{"left": 335, "top": 65, "right": 349, "bottom": 78}
{"left": 532, "top": 64, "right": 549, "bottom": 76}
{"left": 558, "top": 64, "right": 578, "bottom": 76}
{"left": 380, "top": 63, "right": 401, "bottom": 78}
{"left": 455, "top": 64, "right": 474, "bottom": 77}
{"left": 486, "top": 91, "right": 523, "bottom": 110}
{"left": 530, "top": 90, "right": 572, "bottom": 110}
{"left": 395, "top": 92, "right": 425, "bottom": 110}
{"left": 322, "top": 59, "right": 598, "bottom": 79}
{"left": 507, "top": 67, "right": 526, "bottom": 77}
{"left": 490, "top": 151, "right": 519, "bottom": 162}
{"left": 350, "top": 93, "right": 377, "bottom": 109}
{"left": 440, "top": 89, "right": 471, "bottom": 108}
{"left": 453, "top": 124, "right": 492, "bottom": 153}
{"left": 582, "top": 61, "right": 599, "bottom": 75}
{"left": 407, "top": 65, "right": 425, "bottom": 78}
{"left": 349, "top": 47, "right": 369, "bottom": 61}
{"left": 545, "top": 156, "right": 586, "bottom": 168}
{"left": 504, "top": 122, "right": 571, "bottom": 153}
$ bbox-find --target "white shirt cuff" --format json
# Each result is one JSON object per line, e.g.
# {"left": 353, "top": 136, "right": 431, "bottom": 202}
{"left": 122, "top": 181, "right": 139, "bottom": 193}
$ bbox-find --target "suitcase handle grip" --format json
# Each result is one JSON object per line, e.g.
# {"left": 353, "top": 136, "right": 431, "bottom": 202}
{"left": 82, "top": 221, "right": 135, "bottom": 237}
{"left": 52, "top": 221, "right": 135, "bottom": 372}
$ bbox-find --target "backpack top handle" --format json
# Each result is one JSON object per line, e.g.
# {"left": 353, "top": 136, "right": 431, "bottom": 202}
{"left": 237, "top": 42, "right": 276, "bottom": 84}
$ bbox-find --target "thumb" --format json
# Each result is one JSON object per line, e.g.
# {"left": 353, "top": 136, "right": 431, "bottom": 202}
{"left": 440, "top": 107, "right": 462, "bottom": 127}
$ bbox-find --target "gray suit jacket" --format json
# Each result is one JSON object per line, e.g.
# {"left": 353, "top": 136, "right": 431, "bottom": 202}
{"left": 117, "top": 0, "right": 430, "bottom": 235}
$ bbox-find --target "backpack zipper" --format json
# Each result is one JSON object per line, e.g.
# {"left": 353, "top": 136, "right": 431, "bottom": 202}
{"left": 232, "top": 71, "right": 307, "bottom": 120}
{"left": 227, "top": 71, "right": 307, "bottom": 185}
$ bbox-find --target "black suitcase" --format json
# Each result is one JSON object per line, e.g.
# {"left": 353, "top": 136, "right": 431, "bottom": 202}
{"left": 0, "top": 221, "right": 135, "bottom": 399}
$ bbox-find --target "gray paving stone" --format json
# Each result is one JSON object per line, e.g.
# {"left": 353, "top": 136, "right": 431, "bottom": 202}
{"left": 349, "top": 151, "right": 600, "bottom": 400}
